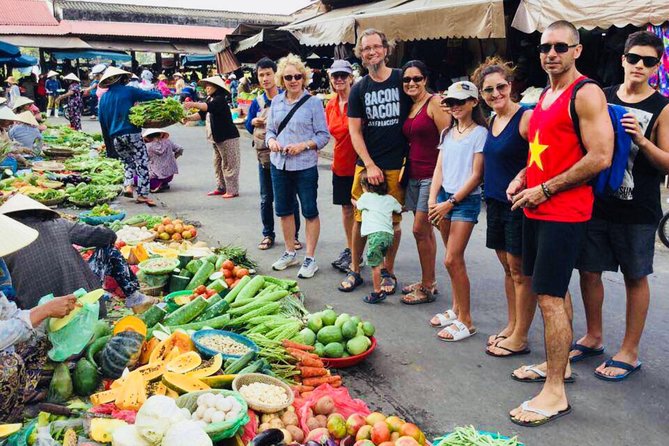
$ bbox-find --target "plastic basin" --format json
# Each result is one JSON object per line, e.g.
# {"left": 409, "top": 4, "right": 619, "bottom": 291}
{"left": 192, "top": 329, "right": 259, "bottom": 360}
{"left": 79, "top": 211, "right": 125, "bottom": 225}
{"left": 321, "top": 336, "right": 377, "bottom": 368}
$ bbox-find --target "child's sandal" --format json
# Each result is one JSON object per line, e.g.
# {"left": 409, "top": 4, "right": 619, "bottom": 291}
{"left": 363, "top": 291, "right": 386, "bottom": 304}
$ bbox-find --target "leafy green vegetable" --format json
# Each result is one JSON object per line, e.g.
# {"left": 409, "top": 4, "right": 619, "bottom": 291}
{"left": 129, "top": 98, "right": 185, "bottom": 127}
{"left": 90, "top": 203, "right": 120, "bottom": 217}
{"left": 437, "top": 426, "right": 522, "bottom": 446}
{"left": 67, "top": 184, "right": 121, "bottom": 206}
{"left": 26, "top": 188, "right": 65, "bottom": 202}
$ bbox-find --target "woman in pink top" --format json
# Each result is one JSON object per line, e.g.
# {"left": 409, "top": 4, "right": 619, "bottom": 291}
{"left": 141, "top": 128, "right": 183, "bottom": 193}
{"left": 400, "top": 60, "right": 451, "bottom": 304}
{"left": 156, "top": 75, "right": 171, "bottom": 97}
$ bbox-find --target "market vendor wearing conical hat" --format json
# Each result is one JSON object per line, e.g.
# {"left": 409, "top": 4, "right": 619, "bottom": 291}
{"left": 0, "top": 213, "right": 78, "bottom": 422}
{"left": 142, "top": 128, "right": 183, "bottom": 193}
{"left": 183, "top": 74, "right": 241, "bottom": 198}
{"left": 0, "top": 194, "right": 155, "bottom": 315}
{"left": 11, "top": 95, "right": 45, "bottom": 127}
{"left": 98, "top": 67, "right": 163, "bottom": 206}
{"left": 8, "top": 111, "right": 44, "bottom": 154}
{"left": 5, "top": 76, "right": 22, "bottom": 109}
{"left": 55, "top": 73, "right": 84, "bottom": 130}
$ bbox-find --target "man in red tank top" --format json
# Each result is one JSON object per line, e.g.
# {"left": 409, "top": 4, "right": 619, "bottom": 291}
{"left": 505, "top": 21, "right": 613, "bottom": 426}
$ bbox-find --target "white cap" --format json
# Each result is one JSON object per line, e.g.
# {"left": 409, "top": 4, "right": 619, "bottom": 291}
{"left": 445, "top": 81, "right": 479, "bottom": 100}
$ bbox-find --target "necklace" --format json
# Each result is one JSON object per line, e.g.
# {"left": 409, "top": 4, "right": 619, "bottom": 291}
{"left": 456, "top": 121, "right": 475, "bottom": 134}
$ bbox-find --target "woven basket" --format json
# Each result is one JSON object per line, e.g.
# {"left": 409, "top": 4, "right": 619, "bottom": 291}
{"left": 232, "top": 373, "right": 294, "bottom": 413}
{"left": 36, "top": 195, "right": 67, "bottom": 206}
{"left": 143, "top": 118, "right": 177, "bottom": 128}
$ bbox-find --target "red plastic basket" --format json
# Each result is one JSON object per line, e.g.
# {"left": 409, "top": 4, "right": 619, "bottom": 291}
{"left": 320, "top": 336, "right": 376, "bottom": 368}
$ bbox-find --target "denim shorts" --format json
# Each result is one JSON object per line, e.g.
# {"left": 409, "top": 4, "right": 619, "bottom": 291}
{"left": 404, "top": 178, "right": 432, "bottom": 213}
{"left": 437, "top": 189, "right": 481, "bottom": 223}
{"left": 270, "top": 164, "right": 319, "bottom": 219}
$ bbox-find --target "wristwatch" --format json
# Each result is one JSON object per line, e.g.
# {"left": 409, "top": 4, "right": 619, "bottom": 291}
{"left": 447, "top": 196, "right": 458, "bottom": 205}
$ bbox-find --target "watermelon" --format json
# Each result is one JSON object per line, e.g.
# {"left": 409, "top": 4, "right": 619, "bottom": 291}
{"left": 73, "top": 358, "right": 100, "bottom": 396}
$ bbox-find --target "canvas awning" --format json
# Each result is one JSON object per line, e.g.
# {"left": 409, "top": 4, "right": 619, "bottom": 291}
{"left": 51, "top": 50, "right": 131, "bottom": 62}
{"left": 281, "top": 0, "right": 504, "bottom": 46}
{"left": 512, "top": 0, "right": 669, "bottom": 33}
{"left": 0, "top": 35, "right": 90, "bottom": 49}
{"left": 235, "top": 29, "right": 303, "bottom": 60}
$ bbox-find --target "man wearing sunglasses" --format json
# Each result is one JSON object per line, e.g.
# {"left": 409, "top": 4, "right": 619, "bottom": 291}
{"left": 342, "top": 28, "right": 409, "bottom": 295}
{"left": 507, "top": 20, "right": 613, "bottom": 427}
{"left": 575, "top": 31, "right": 669, "bottom": 382}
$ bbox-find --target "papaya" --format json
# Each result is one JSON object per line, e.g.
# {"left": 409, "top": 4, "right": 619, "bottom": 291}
{"left": 162, "top": 372, "right": 209, "bottom": 394}
{"left": 47, "top": 363, "right": 73, "bottom": 403}
{"left": 90, "top": 388, "right": 119, "bottom": 405}
{"left": 138, "top": 337, "right": 160, "bottom": 365}
{"left": 148, "top": 331, "right": 193, "bottom": 363}
{"left": 166, "top": 351, "right": 201, "bottom": 374}
{"left": 73, "top": 358, "right": 100, "bottom": 396}
{"left": 200, "top": 374, "right": 236, "bottom": 389}
{"left": 186, "top": 354, "right": 222, "bottom": 379}
{"left": 114, "top": 371, "right": 146, "bottom": 411}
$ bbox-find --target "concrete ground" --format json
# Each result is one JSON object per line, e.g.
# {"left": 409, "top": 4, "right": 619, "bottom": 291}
{"left": 68, "top": 117, "right": 668, "bottom": 445}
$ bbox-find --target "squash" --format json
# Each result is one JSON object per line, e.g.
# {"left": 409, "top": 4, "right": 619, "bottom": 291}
{"left": 138, "top": 337, "right": 160, "bottom": 365}
{"left": 149, "top": 331, "right": 193, "bottom": 363}
{"left": 115, "top": 370, "right": 146, "bottom": 411}
{"left": 186, "top": 354, "right": 222, "bottom": 379}
{"left": 163, "top": 296, "right": 208, "bottom": 326}
{"left": 0, "top": 424, "right": 22, "bottom": 438}
{"left": 47, "top": 363, "right": 73, "bottom": 403}
{"left": 166, "top": 351, "right": 202, "bottom": 374}
{"left": 199, "top": 374, "right": 236, "bottom": 389}
{"left": 90, "top": 418, "right": 128, "bottom": 443}
{"left": 90, "top": 388, "right": 120, "bottom": 405}
{"left": 49, "top": 289, "right": 105, "bottom": 332}
{"left": 162, "top": 372, "right": 210, "bottom": 394}
{"left": 165, "top": 387, "right": 179, "bottom": 399}
{"left": 100, "top": 331, "right": 145, "bottom": 379}
{"left": 113, "top": 315, "right": 148, "bottom": 337}
{"left": 73, "top": 358, "right": 100, "bottom": 396}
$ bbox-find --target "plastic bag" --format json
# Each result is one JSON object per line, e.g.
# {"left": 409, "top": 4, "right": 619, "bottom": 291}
{"left": 294, "top": 384, "right": 371, "bottom": 434}
{"left": 34, "top": 426, "right": 59, "bottom": 446}
{"left": 240, "top": 409, "right": 258, "bottom": 445}
{"left": 175, "top": 390, "right": 249, "bottom": 442}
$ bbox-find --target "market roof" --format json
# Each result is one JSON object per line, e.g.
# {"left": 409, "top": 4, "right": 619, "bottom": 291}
{"left": 512, "top": 0, "right": 669, "bottom": 33}
{"left": 282, "top": 0, "right": 505, "bottom": 46}
{"left": 0, "top": 0, "right": 59, "bottom": 26}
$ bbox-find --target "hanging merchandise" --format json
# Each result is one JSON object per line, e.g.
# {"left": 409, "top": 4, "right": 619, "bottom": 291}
{"left": 647, "top": 24, "right": 669, "bottom": 97}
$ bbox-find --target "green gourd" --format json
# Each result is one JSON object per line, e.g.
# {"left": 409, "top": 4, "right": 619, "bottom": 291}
{"left": 163, "top": 296, "right": 208, "bottom": 326}
{"left": 47, "top": 363, "right": 73, "bottom": 403}
{"left": 100, "top": 331, "right": 145, "bottom": 379}
{"left": 73, "top": 357, "right": 100, "bottom": 396}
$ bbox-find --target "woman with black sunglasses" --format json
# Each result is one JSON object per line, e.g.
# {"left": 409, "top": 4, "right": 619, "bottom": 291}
{"left": 398, "top": 60, "right": 451, "bottom": 305}
{"left": 471, "top": 57, "right": 536, "bottom": 358}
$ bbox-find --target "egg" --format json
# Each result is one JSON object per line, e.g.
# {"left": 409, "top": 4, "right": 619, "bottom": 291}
{"left": 196, "top": 420, "right": 208, "bottom": 429}
{"left": 204, "top": 393, "right": 217, "bottom": 408}
{"left": 211, "top": 411, "right": 226, "bottom": 424}
{"left": 225, "top": 410, "right": 238, "bottom": 421}
{"left": 195, "top": 406, "right": 206, "bottom": 419}
{"left": 203, "top": 407, "right": 217, "bottom": 423}
{"left": 215, "top": 397, "right": 232, "bottom": 413}
{"left": 197, "top": 394, "right": 209, "bottom": 408}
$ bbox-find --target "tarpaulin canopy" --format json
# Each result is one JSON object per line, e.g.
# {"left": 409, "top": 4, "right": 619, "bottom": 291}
{"left": 0, "top": 40, "right": 21, "bottom": 57}
{"left": 51, "top": 50, "right": 131, "bottom": 62}
{"left": 235, "top": 29, "right": 303, "bottom": 61}
{"left": 0, "top": 35, "right": 90, "bottom": 49}
{"left": 512, "top": 0, "right": 669, "bottom": 33}
{"left": 0, "top": 54, "right": 38, "bottom": 67}
{"left": 181, "top": 54, "right": 216, "bottom": 66}
{"left": 281, "top": 0, "right": 505, "bottom": 46}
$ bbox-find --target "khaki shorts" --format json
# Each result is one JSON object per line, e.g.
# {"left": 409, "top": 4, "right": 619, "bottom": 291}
{"left": 351, "top": 165, "right": 405, "bottom": 223}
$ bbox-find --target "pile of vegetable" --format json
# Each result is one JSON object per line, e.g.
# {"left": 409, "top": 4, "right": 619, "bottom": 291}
{"left": 301, "top": 309, "right": 375, "bottom": 358}
{"left": 436, "top": 427, "right": 522, "bottom": 446}
{"left": 90, "top": 203, "right": 121, "bottom": 217}
{"left": 124, "top": 213, "right": 166, "bottom": 229}
{"left": 63, "top": 156, "right": 124, "bottom": 185}
{"left": 153, "top": 216, "right": 198, "bottom": 241}
{"left": 66, "top": 183, "right": 121, "bottom": 206}
{"left": 25, "top": 187, "right": 66, "bottom": 203}
{"left": 129, "top": 98, "right": 185, "bottom": 127}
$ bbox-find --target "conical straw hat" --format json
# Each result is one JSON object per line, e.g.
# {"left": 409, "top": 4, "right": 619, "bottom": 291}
{"left": 0, "top": 193, "right": 58, "bottom": 216}
{"left": 0, "top": 213, "right": 38, "bottom": 257}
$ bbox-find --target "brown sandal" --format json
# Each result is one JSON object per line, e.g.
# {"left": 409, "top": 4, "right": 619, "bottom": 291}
{"left": 401, "top": 281, "right": 438, "bottom": 295}
{"left": 258, "top": 236, "right": 275, "bottom": 250}
{"left": 136, "top": 197, "right": 156, "bottom": 207}
{"left": 401, "top": 285, "right": 436, "bottom": 305}
{"left": 294, "top": 239, "right": 303, "bottom": 250}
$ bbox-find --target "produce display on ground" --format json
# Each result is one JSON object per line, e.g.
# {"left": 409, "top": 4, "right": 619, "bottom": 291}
{"left": 0, "top": 208, "right": 524, "bottom": 446}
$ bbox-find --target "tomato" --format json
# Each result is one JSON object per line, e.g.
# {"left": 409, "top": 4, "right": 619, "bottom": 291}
{"left": 115, "top": 241, "right": 126, "bottom": 249}
{"left": 195, "top": 285, "right": 207, "bottom": 295}
{"left": 232, "top": 266, "right": 241, "bottom": 277}
{"left": 206, "top": 289, "right": 217, "bottom": 297}
{"left": 221, "top": 260, "right": 234, "bottom": 270}
{"left": 225, "top": 277, "right": 235, "bottom": 287}
{"left": 232, "top": 279, "right": 241, "bottom": 288}
{"left": 222, "top": 269, "right": 233, "bottom": 279}
{"left": 236, "top": 268, "right": 249, "bottom": 279}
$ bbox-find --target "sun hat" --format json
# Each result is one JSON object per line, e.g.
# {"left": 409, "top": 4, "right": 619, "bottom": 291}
{"left": 0, "top": 193, "right": 59, "bottom": 216}
{"left": 6, "top": 76, "right": 17, "bottom": 85}
{"left": 14, "top": 111, "right": 39, "bottom": 127}
{"left": 0, "top": 106, "right": 21, "bottom": 121}
{"left": 91, "top": 63, "right": 107, "bottom": 75}
{"left": 11, "top": 96, "right": 34, "bottom": 109}
{"left": 142, "top": 128, "right": 169, "bottom": 139}
{"left": 445, "top": 81, "right": 479, "bottom": 101}
{"left": 228, "top": 73, "right": 237, "bottom": 80}
{"left": 173, "top": 72, "right": 183, "bottom": 78}
{"left": 0, "top": 213, "right": 39, "bottom": 257}
{"left": 157, "top": 74, "right": 168, "bottom": 81}
{"left": 328, "top": 59, "right": 353, "bottom": 75}
{"left": 47, "top": 70, "right": 59, "bottom": 78}
{"left": 99, "top": 66, "right": 131, "bottom": 87}
{"left": 199, "top": 75, "right": 230, "bottom": 92}
{"left": 63, "top": 73, "right": 80, "bottom": 82}
{"left": 0, "top": 98, "right": 6, "bottom": 106}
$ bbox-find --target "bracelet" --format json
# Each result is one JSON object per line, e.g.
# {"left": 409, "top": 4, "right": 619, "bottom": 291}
{"left": 541, "top": 182, "right": 552, "bottom": 199}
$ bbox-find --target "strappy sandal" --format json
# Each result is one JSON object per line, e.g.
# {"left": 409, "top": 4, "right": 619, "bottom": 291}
{"left": 401, "top": 281, "right": 438, "bottom": 295}
{"left": 338, "top": 270, "right": 363, "bottom": 292}
{"left": 363, "top": 291, "right": 386, "bottom": 304}
{"left": 380, "top": 268, "right": 397, "bottom": 295}
{"left": 258, "top": 236, "right": 274, "bottom": 250}
{"left": 136, "top": 196, "right": 156, "bottom": 207}
{"left": 294, "top": 239, "right": 303, "bottom": 250}
{"left": 401, "top": 285, "right": 436, "bottom": 305}
{"left": 123, "top": 187, "right": 134, "bottom": 198}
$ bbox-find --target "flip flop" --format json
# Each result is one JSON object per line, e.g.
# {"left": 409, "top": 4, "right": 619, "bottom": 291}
{"left": 510, "top": 401, "right": 572, "bottom": 427}
{"left": 486, "top": 334, "right": 508, "bottom": 347}
{"left": 258, "top": 236, "right": 274, "bottom": 250}
{"left": 510, "top": 365, "right": 576, "bottom": 384}
{"left": 136, "top": 197, "right": 156, "bottom": 207}
{"left": 338, "top": 270, "right": 363, "bottom": 293}
{"left": 485, "top": 344, "right": 531, "bottom": 358}
{"left": 207, "top": 189, "right": 225, "bottom": 196}
{"left": 380, "top": 268, "right": 397, "bottom": 295}
{"left": 570, "top": 343, "right": 605, "bottom": 363}
{"left": 594, "top": 358, "right": 642, "bottom": 381}
{"left": 363, "top": 291, "right": 386, "bottom": 304}
{"left": 429, "top": 309, "right": 457, "bottom": 327}
{"left": 437, "top": 320, "right": 477, "bottom": 342}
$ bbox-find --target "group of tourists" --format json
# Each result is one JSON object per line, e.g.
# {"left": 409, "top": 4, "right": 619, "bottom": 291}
{"left": 240, "top": 23, "right": 667, "bottom": 426}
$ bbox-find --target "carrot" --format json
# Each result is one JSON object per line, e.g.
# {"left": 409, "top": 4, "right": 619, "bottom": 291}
{"left": 287, "top": 348, "right": 319, "bottom": 361}
{"left": 302, "top": 375, "right": 342, "bottom": 387}
{"left": 293, "top": 385, "right": 315, "bottom": 393}
{"left": 299, "top": 366, "right": 328, "bottom": 378}
{"left": 331, "top": 378, "right": 342, "bottom": 388}
{"left": 302, "top": 391, "right": 314, "bottom": 398}
{"left": 283, "top": 340, "right": 315, "bottom": 351}
{"left": 298, "top": 356, "right": 324, "bottom": 368}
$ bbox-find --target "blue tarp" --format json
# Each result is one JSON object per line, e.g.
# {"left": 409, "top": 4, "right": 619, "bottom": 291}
{"left": 52, "top": 50, "right": 131, "bottom": 62}
{"left": 0, "top": 40, "right": 20, "bottom": 58}
{"left": 0, "top": 54, "right": 38, "bottom": 68}
{"left": 181, "top": 54, "right": 215, "bottom": 66}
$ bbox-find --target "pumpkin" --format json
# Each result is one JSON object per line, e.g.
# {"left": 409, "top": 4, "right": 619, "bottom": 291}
{"left": 100, "top": 331, "right": 145, "bottom": 379}
{"left": 186, "top": 354, "right": 222, "bottom": 379}
{"left": 113, "top": 315, "right": 148, "bottom": 337}
{"left": 138, "top": 337, "right": 159, "bottom": 365}
{"left": 0, "top": 424, "right": 22, "bottom": 438}
{"left": 114, "top": 370, "right": 146, "bottom": 411}
{"left": 162, "top": 372, "right": 210, "bottom": 394}
{"left": 166, "top": 351, "right": 201, "bottom": 374}
{"left": 149, "top": 331, "right": 193, "bottom": 364}
{"left": 90, "top": 418, "right": 128, "bottom": 443}
{"left": 90, "top": 388, "right": 120, "bottom": 406}
{"left": 73, "top": 357, "right": 100, "bottom": 396}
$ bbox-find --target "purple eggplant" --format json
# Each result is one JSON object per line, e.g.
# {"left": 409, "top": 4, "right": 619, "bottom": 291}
{"left": 250, "top": 429, "right": 285, "bottom": 446}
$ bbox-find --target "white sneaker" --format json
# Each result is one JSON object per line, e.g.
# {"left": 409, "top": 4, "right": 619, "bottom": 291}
{"left": 298, "top": 257, "right": 319, "bottom": 279}
{"left": 272, "top": 251, "right": 299, "bottom": 271}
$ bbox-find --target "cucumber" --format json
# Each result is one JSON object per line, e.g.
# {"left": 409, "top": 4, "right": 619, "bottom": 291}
{"left": 194, "top": 298, "right": 229, "bottom": 322}
{"left": 163, "top": 295, "right": 208, "bottom": 326}
{"left": 200, "top": 293, "right": 222, "bottom": 313}
{"left": 234, "top": 275, "right": 265, "bottom": 302}
{"left": 208, "top": 279, "right": 229, "bottom": 294}
{"left": 139, "top": 305, "right": 167, "bottom": 327}
{"left": 208, "top": 271, "right": 224, "bottom": 282}
{"left": 262, "top": 276, "right": 297, "bottom": 290}
{"left": 224, "top": 350, "right": 256, "bottom": 374}
{"left": 215, "top": 255, "right": 227, "bottom": 270}
{"left": 186, "top": 261, "right": 215, "bottom": 290}
{"left": 185, "top": 259, "right": 203, "bottom": 275}
{"left": 204, "top": 254, "right": 219, "bottom": 265}
{"left": 222, "top": 275, "right": 252, "bottom": 304}
{"left": 153, "top": 314, "right": 231, "bottom": 335}
{"left": 169, "top": 275, "right": 191, "bottom": 293}
{"left": 237, "top": 359, "right": 264, "bottom": 375}
{"left": 178, "top": 254, "right": 193, "bottom": 269}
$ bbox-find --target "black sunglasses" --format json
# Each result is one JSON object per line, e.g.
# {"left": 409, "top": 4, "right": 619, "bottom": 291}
{"left": 482, "top": 83, "right": 510, "bottom": 95}
{"left": 624, "top": 53, "right": 661, "bottom": 68}
{"left": 442, "top": 98, "right": 468, "bottom": 107}
{"left": 538, "top": 42, "right": 578, "bottom": 54}
{"left": 402, "top": 76, "right": 425, "bottom": 84}
{"left": 331, "top": 72, "right": 350, "bottom": 80}
{"left": 283, "top": 74, "right": 303, "bottom": 81}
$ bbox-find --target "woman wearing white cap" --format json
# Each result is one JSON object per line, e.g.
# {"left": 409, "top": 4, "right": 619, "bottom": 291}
{"left": 173, "top": 72, "right": 185, "bottom": 94}
{"left": 0, "top": 213, "right": 78, "bottom": 421}
{"left": 56, "top": 73, "right": 84, "bottom": 130}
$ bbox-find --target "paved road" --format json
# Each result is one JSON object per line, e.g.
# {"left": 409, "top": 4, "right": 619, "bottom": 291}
{"left": 72, "top": 117, "right": 669, "bottom": 445}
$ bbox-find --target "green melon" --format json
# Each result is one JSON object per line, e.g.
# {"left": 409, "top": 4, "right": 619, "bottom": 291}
{"left": 73, "top": 358, "right": 100, "bottom": 396}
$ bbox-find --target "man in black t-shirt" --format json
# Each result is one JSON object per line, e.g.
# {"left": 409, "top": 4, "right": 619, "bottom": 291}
{"left": 339, "top": 28, "right": 409, "bottom": 299}
{"left": 575, "top": 31, "right": 669, "bottom": 381}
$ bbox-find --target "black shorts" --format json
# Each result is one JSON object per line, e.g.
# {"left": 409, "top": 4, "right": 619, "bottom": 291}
{"left": 576, "top": 217, "right": 655, "bottom": 279}
{"left": 522, "top": 217, "right": 587, "bottom": 297}
{"left": 332, "top": 173, "right": 354, "bottom": 206}
{"left": 485, "top": 199, "right": 523, "bottom": 256}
